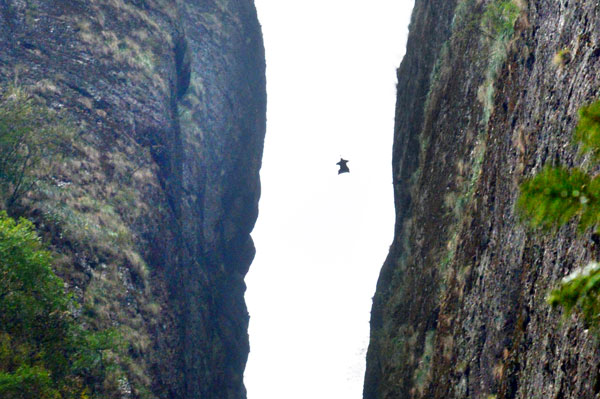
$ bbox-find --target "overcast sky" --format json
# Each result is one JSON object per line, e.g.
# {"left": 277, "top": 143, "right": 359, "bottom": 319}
{"left": 244, "top": 2, "right": 415, "bottom": 398}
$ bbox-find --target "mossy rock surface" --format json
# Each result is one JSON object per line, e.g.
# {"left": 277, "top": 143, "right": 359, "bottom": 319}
{"left": 365, "top": 1, "right": 600, "bottom": 399}
{"left": 0, "top": 1, "right": 265, "bottom": 398}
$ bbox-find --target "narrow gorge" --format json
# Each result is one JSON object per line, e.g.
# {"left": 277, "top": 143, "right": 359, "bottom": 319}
{"left": 3, "top": 1, "right": 600, "bottom": 399}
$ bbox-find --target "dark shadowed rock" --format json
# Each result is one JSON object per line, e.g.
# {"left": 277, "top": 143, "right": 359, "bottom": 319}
{"left": 0, "top": 1, "right": 265, "bottom": 398}
{"left": 365, "top": 1, "right": 600, "bottom": 399}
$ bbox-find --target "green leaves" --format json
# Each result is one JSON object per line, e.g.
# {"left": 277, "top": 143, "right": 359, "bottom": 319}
{"left": 548, "top": 262, "right": 600, "bottom": 326}
{"left": 517, "top": 99, "right": 600, "bottom": 327}
{"left": 481, "top": 0, "right": 520, "bottom": 40}
{"left": 517, "top": 100, "right": 600, "bottom": 233}
{"left": 0, "top": 365, "right": 59, "bottom": 399}
{"left": 517, "top": 166, "right": 600, "bottom": 231}
{"left": 0, "top": 212, "right": 122, "bottom": 398}
{"left": 574, "top": 100, "right": 600, "bottom": 160}
{"left": 0, "top": 213, "right": 67, "bottom": 336}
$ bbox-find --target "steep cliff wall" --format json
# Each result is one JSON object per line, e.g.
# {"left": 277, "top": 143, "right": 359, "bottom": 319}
{"left": 365, "top": 1, "right": 600, "bottom": 398}
{"left": 0, "top": 1, "right": 265, "bottom": 398}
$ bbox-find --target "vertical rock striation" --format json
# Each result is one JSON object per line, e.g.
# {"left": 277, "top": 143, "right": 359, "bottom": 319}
{"left": 173, "top": 2, "right": 266, "bottom": 398}
{"left": 0, "top": 0, "right": 265, "bottom": 398}
{"left": 365, "top": 1, "right": 600, "bottom": 398}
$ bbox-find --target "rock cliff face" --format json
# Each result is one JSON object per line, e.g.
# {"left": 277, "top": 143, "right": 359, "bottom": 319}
{"left": 365, "top": 1, "right": 600, "bottom": 398}
{"left": 0, "top": 1, "right": 265, "bottom": 398}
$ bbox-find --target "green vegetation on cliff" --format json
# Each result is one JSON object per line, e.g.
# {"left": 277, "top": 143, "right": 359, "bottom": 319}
{"left": 574, "top": 101, "right": 600, "bottom": 160}
{"left": 0, "top": 212, "right": 124, "bottom": 398}
{"left": 481, "top": 0, "right": 520, "bottom": 40}
{"left": 0, "top": 86, "right": 72, "bottom": 208}
{"left": 518, "top": 166, "right": 599, "bottom": 231}
{"left": 519, "top": 100, "right": 600, "bottom": 326}
{"left": 547, "top": 262, "right": 600, "bottom": 326}
{"left": 367, "top": 0, "right": 600, "bottom": 397}
{"left": 0, "top": 85, "right": 157, "bottom": 398}
{"left": 0, "top": 0, "right": 266, "bottom": 397}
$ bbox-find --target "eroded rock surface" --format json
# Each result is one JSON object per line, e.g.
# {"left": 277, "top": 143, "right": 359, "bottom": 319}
{"left": 0, "top": 1, "right": 265, "bottom": 398}
{"left": 365, "top": 1, "right": 600, "bottom": 398}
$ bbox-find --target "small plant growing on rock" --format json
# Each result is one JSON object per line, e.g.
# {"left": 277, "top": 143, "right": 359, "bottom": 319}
{"left": 517, "top": 166, "right": 600, "bottom": 231}
{"left": 481, "top": 0, "right": 520, "bottom": 40}
{"left": 547, "top": 262, "right": 600, "bottom": 326}
{"left": 553, "top": 48, "right": 572, "bottom": 68}
{"left": 518, "top": 99, "right": 600, "bottom": 324}
{"left": 573, "top": 100, "right": 600, "bottom": 159}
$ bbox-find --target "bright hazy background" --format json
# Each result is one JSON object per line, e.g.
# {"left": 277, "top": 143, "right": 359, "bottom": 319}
{"left": 245, "top": 1, "right": 415, "bottom": 398}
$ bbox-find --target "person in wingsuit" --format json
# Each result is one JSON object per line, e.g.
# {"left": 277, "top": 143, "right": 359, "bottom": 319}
{"left": 337, "top": 158, "right": 349, "bottom": 174}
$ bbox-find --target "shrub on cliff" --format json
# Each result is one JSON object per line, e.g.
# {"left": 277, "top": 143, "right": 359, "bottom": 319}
{"left": 0, "top": 87, "right": 72, "bottom": 208}
{"left": 518, "top": 99, "right": 600, "bottom": 325}
{"left": 0, "top": 211, "right": 122, "bottom": 398}
{"left": 517, "top": 166, "right": 600, "bottom": 231}
{"left": 481, "top": 0, "right": 520, "bottom": 40}
{"left": 547, "top": 262, "right": 600, "bottom": 326}
{"left": 574, "top": 100, "right": 600, "bottom": 160}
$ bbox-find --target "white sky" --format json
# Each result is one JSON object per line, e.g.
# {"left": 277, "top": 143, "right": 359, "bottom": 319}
{"left": 244, "top": 2, "right": 414, "bottom": 398}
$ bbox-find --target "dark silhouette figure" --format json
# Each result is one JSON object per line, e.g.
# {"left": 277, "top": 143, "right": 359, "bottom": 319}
{"left": 337, "top": 158, "right": 350, "bottom": 174}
